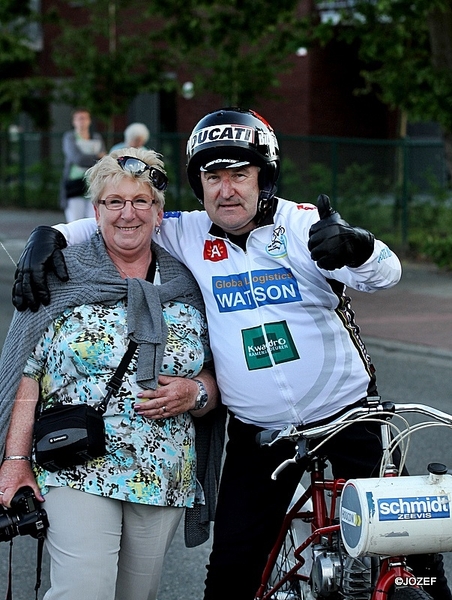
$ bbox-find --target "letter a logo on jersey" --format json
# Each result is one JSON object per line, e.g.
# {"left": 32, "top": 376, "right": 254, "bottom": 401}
{"left": 204, "top": 240, "right": 228, "bottom": 261}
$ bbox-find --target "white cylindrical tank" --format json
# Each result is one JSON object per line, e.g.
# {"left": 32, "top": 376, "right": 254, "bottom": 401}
{"left": 340, "top": 472, "right": 452, "bottom": 557}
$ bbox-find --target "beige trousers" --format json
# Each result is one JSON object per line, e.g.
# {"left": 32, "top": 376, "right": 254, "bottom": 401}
{"left": 42, "top": 486, "right": 183, "bottom": 600}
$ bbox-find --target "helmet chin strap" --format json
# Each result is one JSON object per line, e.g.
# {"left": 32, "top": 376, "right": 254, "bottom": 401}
{"left": 254, "top": 187, "right": 277, "bottom": 226}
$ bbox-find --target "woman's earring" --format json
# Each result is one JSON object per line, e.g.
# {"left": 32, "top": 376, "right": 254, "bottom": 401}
{"left": 96, "top": 226, "right": 101, "bottom": 235}
{"left": 155, "top": 225, "right": 161, "bottom": 235}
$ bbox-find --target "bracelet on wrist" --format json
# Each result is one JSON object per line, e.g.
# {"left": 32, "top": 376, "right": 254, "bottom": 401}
{"left": 3, "top": 455, "right": 31, "bottom": 461}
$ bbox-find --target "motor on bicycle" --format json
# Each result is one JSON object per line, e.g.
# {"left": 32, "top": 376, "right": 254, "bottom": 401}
{"left": 255, "top": 397, "right": 452, "bottom": 600}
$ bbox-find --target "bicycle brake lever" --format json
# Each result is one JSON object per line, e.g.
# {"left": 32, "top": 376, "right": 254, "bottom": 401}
{"left": 271, "top": 437, "right": 309, "bottom": 480}
{"left": 256, "top": 429, "right": 280, "bottom": 446}
{"left": 271, "top": 457, "right": 298, "bottom": 480}
{"left": 256, "top": 425, "right": 299, "bottom": 447}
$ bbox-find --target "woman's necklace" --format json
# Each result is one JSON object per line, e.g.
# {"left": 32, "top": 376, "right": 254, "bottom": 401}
{"left": 118, "top": 265, "right": 132, "bottom": 279}
{"left": 117, "top": 254, "right": 158, "bottom": 282}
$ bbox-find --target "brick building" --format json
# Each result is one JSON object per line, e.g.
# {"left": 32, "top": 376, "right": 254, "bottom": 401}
{"left": 28, "top": 0, "right": 398, "bottom": 142}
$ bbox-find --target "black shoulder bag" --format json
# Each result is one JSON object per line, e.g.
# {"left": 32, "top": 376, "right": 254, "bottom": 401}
{"left": 33, "top": 340, "right": 137, "bottom": 472}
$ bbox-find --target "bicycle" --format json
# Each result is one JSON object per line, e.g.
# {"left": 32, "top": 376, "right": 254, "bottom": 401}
{"left": 254, "top": 397, "right": 452, "bottom": 600}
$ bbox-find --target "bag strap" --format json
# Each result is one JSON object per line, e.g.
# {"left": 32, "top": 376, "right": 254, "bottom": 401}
{"left": 97, "top": 340, "right": 138, "bottom": 414}
{"left": 4, "top": 535, "right": 44, "bottom": 600}
{"left": 5, "top": 540, "right": 12, "bottom": 600}
{"left": 34, "top": 536, "right": 45, "bottom": 600}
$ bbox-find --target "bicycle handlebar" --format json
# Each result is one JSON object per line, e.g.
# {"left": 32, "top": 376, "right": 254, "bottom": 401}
{"left": 257, "top": 398, "right": 452, "bottom": 447}
{"left": 258, "top": 398, "right": 452, "bottom": 480}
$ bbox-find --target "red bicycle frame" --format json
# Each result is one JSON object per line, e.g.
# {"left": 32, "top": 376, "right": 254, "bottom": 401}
{"left": 255, "top": 439, "right": 422, "bottom": 600}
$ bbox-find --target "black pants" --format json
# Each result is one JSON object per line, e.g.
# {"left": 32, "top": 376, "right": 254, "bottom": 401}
{"left": 203, "top": 413, "right": 450, "bottom": 600}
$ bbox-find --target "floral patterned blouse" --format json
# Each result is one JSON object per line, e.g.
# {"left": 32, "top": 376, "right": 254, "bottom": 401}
{"left": 24, "top": 298, "right": 211, "bottom": 508}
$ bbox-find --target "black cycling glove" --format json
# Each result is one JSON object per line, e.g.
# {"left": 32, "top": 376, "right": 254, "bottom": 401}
{"left": 12, "top": 225, "right": 69, "bottom": 312}
{"left": 308, "top": 194, "right": 374, "bottom": 270}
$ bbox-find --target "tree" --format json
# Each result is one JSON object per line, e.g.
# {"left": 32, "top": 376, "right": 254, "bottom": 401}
{"left": 306, "top": 0, "right": 452, "bottom": 176}
{"left": 51, "top": 0, "right": 176, "bottom": 128}
{"left": 50, "top": 0, "right": 307, "bottom": 124}
{"left": 0, "top": 0, "right": 53, "bottom": 130}
{"left": 147, "top": 0, "right": 305, "bottom": 107}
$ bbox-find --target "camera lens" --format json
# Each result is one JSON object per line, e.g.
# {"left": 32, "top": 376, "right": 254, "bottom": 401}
{"left": 0, "top": 508, "right": 18, "bottom": 542}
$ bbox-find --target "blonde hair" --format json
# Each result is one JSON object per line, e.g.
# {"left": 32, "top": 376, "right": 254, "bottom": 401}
{"left": 85, "top": 147, "right": 166, "bottom": 208}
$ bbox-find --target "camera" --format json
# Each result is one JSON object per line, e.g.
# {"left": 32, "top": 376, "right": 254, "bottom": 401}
{"left": 0, "top": 486, "right": 49, "bottom": 542}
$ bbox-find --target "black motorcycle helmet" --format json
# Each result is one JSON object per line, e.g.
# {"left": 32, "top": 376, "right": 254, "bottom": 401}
{"left": 186, "top": 107, "right": 280, "bottom": 223}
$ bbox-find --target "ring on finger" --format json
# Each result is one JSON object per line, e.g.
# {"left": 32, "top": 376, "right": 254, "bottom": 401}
{"left": 161, "top": 406, "right": 166, "bottom": 414}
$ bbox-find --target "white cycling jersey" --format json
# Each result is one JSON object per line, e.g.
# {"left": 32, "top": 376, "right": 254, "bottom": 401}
{"left": 55, "top": 198, "right": 401, "bottom": 429}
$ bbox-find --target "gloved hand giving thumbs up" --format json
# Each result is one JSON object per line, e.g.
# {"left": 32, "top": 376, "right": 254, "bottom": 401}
{"left": 308, "top": 194, "right": 375, "bottom": 270}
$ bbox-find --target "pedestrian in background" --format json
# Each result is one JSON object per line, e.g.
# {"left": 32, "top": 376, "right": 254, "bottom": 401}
{"left": 61, "top": 107, "right": 106, "bottom": 222}
{"left": 110, "top": 122, "right": 150, "bottom": 153}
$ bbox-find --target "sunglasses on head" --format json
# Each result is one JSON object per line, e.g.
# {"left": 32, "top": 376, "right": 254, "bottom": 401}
{"left": 117, "top": 156, "right": 168, "bottom": 191}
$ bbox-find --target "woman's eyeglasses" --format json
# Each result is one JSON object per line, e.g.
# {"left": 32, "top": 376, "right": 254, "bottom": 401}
{"left": 117, "top": 156, "right": 168, "bottom": 191}
{"left": 98, "top": 197, "right": 157, "bottom": 211}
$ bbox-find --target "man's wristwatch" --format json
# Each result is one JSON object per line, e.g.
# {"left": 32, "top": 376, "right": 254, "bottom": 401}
{"left": 192, "top": 379, "right": 208, "bottom": 411}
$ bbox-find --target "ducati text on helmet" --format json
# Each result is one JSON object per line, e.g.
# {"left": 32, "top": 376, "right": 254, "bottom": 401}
{"left": 186, "top": 108, "right": 280, "bottom": 216}
{"left": 189, "top": 123, "right": 255, "bottom": 150}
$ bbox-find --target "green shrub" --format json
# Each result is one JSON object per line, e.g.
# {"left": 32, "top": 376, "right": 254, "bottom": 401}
{"left": 422, "top": 235, "right": 452, "bottom": 270}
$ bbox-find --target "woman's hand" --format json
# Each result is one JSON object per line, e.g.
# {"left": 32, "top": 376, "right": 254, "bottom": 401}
{"left": 134, "top": 375, "right": 200, "bottom": 419}
{"left": 0, "top": 460, "right": 43, "bottom": 508}
{"left": 134, "top": 369, "right": 218, "bottom": 419}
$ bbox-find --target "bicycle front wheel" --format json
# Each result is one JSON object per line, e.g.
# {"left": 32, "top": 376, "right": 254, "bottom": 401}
{"left": 265, "top": 518, "right": 314, "bottom": 600}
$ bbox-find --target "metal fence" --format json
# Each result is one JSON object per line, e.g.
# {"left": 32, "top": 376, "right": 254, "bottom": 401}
{"left": 0, "top": 130, "right": 448, "bottom": 251}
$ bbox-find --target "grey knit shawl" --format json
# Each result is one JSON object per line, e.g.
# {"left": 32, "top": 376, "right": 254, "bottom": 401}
{"left": 0, "top": 232, "right": 205, "bottom": 452}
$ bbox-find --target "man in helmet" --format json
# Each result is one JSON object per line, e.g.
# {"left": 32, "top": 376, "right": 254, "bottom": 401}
{"left": 10, "top": 109, "right": 450, "bottom": 600}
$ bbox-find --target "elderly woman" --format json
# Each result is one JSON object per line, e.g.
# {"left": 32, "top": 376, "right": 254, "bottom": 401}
{"left": 0, "top": 148, "right": 219, "bottom": 600}
{"left": 110, "top": 122, "right": 150, "bottom": 152}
